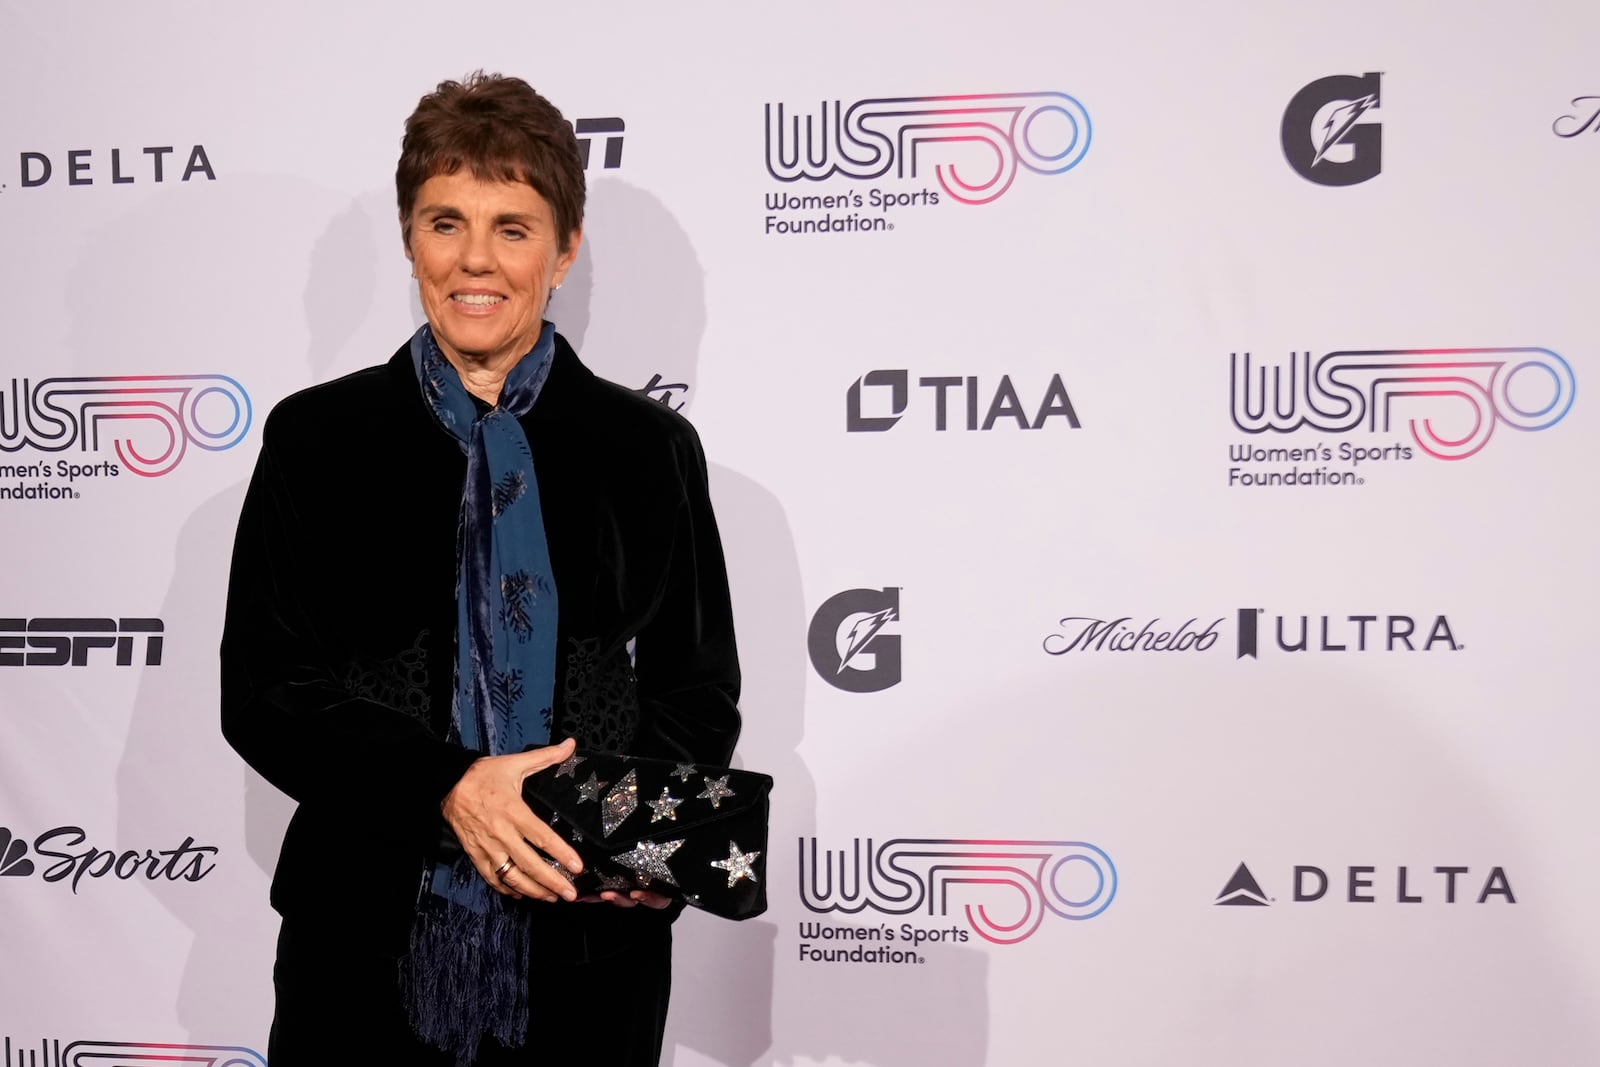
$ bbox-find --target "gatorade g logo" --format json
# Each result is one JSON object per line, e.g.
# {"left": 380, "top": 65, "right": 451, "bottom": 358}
{"left": 1281, "top": 72, "right": 1382, "bottom": 186}
{"left": 807, "top": 587, "right": 902, "bottom": 693}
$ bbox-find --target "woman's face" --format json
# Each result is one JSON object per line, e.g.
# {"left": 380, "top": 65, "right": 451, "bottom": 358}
{"left": 405, "top": 170, "right": 581, "bottom": 369}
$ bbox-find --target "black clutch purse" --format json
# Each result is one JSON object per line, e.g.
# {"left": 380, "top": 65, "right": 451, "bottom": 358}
{"left": 521, "top": 751, "right": 772, "bottom": 920}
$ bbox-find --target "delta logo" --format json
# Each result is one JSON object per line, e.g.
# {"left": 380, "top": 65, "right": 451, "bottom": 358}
{"left": 1215, "top": 860, "right": 1515, "bottom": 907}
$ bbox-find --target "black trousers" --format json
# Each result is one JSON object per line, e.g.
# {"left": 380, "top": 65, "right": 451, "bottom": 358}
{"left": 267, "top": 916, "right": 672, "bottom": 1066}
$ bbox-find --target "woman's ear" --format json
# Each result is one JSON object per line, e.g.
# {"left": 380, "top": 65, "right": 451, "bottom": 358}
{"left": 552, "top": 228, "right": 584, "bottom": 287}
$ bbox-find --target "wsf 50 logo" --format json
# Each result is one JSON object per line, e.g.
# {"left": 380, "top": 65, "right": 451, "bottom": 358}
{"left": 1226, "top": 347, "right": 1575, "bottom": 488}
{"left": 798, "top": 837, "right": 1116, "bottom": 948}
{"left": 1, "top": 375, "right": 251, "bottom": 501}
{"left": 762, "top": 92, "right": 1091, "bottom": 235}
{"left": 1, "top": 1039, "right": 264, "bottom": 1067}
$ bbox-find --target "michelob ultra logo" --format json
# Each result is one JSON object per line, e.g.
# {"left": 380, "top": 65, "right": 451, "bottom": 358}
{"left": 765, "top": 93, "right": 1091, "bottom": 205}
{"left": 798, "top": 837, "right": 1116, "bottom": 944}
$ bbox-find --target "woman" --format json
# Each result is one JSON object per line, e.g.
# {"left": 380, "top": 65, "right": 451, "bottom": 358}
{"left": 221, "top": 72, "right": 741, "bottom": 1066}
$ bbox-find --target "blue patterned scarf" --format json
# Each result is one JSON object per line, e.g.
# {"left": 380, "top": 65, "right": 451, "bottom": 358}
{"left": 403, "top": 322, "right": 559, "bottom": 1063}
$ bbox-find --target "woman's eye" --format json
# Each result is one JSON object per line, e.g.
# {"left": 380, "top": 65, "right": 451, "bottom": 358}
{"left": 433, "top": 220, "right": 458, "bottom": 233}
{"left": 503, "top": 229, "right": 527, "bottom": 240}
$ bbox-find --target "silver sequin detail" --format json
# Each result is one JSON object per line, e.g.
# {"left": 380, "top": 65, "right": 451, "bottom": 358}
{"left": 711, "top": 842, "right": 761, "bottom": 888}
{"left": 697, "top": 774, "right": 735, "bottom": 810}
{"left": 647, "top": 787, "right": 684, "bottom": 823}
{"left": 615, "top": 839, "right": 684, "bottom": 886}
{"left": 576, "top": 772, "right": 607, "bottom": 804}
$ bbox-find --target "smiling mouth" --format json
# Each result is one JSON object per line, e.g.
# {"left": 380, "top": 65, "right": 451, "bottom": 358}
{"left": 452, "top": 293, "right": 506, "bottom": 306}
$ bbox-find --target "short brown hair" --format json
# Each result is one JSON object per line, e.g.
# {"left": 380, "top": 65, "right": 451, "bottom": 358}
{"left": 396, "top": 71, "right": 585, "bottom": 252}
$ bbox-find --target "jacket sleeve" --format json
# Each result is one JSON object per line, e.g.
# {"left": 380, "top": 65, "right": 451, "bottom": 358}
{"left": 219, "top": 416, "right": 480, "bottom": 828}
{"left": 629, "top": 425, "right": 743, "bottom": 767}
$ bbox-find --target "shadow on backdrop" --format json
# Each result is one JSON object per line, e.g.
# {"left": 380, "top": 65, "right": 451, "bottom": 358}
{"left": 561, "top": 180, "right": 995, "bottom": 1067}
{"left": 99, "top": 172, "right": 354, "bottom": 1039}
{"left": 555, "top": 179, "right": 791, "bottom": 1067}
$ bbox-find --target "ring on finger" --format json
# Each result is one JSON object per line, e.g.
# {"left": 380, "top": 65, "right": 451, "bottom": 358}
{"left": 493, "top": 858, "right": 516, "bottom": 881}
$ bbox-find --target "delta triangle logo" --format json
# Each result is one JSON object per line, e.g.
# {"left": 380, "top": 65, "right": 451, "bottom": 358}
{"left": 0, "top": 828, "right": 35, "bottom": 877}
{"left": 1215, "top": 862, "right": 1269, "bottom": 906}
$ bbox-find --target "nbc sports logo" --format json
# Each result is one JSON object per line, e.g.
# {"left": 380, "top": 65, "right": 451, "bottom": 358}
{"left": 0, "top": 828, "right": 34, "bottom": 877}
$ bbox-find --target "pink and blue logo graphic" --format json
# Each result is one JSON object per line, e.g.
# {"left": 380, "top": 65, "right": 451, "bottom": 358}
{"left": 0, "top": 375, "right": 250, "bottom": 498}
{"left": 798, "top": 837, "right": 1116, "bottom": 944}
{"left": 3, "top": 1040, "right": 264, "bottom": 1067}
{"left": 1231, "top": 348, "right": 1575, "bottom": 460}
{"left": 765, "top": 93, "right": 1091, "bottom": 205}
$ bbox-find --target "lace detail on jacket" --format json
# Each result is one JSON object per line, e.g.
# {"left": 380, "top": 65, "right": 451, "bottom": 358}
{"left": 558, "top": 636, "right": 639, "bottom": 752}
{"left": 341, "top": 630, "right": 433, "bottom": 731}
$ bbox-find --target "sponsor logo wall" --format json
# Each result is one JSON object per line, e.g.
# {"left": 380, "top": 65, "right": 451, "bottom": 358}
{"left": 3, "top": 4, "right": 1596, "bottom": 1066}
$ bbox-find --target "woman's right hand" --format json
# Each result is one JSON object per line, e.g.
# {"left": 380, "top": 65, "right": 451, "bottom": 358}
{"left": 441, "top": 737, "right": 584, "bottom": 903}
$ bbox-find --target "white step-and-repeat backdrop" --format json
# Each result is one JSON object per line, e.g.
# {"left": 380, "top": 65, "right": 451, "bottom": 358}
{"left": 3, "top": 2, "right": 1597, "bottom": 1064}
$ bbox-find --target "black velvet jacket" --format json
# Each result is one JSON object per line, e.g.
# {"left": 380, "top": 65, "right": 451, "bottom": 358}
{"left": 220, "top": 335, "right": 741, "bottom": 958}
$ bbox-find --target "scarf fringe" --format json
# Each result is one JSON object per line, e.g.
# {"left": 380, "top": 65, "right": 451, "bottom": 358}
{"left": 402, "top": 864, "right": 533, "bottom": 1066}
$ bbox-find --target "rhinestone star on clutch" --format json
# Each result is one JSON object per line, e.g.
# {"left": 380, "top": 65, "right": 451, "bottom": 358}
{"left": 711, "top": 841, "right": 760, "bottom": 888}
{"left": 697, "top": 774, "right": 735, "bottom": 810}
{"left": 647, "top": 787, "right": 684, "bottom": 823}
{"left": 616, "top": 839, "right": 685, "bottom": 885}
